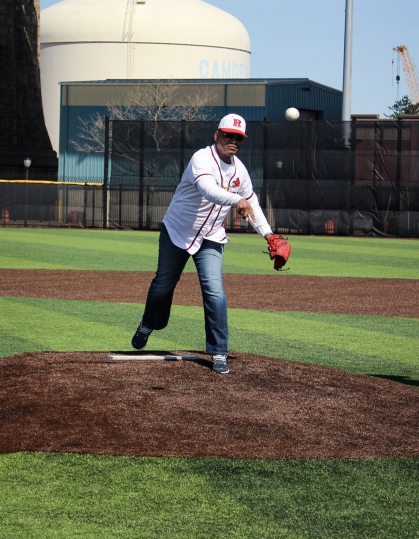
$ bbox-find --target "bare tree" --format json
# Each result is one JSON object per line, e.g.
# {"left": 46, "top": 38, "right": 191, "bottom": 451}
{"left": 71, "top": 82, "right": 215, "bottom": 155}
{"left": 70, "top": 82, "right": 216, "bottom": 225}
{"left": 70, "top": 112, "right": 108, "bottom": 153}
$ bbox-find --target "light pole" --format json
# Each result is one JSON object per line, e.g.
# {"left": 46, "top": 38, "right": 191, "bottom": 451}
{"left": 24, "top": 158, "right": 32, "bottom": 180}
{"left": 342, "top": 0, "right": 354, "bottom": 122}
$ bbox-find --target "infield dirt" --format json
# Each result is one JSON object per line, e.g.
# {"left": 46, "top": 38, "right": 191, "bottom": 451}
{"left": 2, "top": 269, "right": 419, "bottom": 317}
{"left": 1, "top": 269, "right": 418, "bottom": 459}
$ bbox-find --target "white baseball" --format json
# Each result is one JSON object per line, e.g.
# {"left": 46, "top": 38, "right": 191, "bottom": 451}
{"left": 285, "top": 107, "right": 300, "bottom": 121}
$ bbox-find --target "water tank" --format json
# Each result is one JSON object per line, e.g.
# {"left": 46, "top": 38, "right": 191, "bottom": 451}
{"left": 40, "top": 0, "right": 251, "bottom": 150}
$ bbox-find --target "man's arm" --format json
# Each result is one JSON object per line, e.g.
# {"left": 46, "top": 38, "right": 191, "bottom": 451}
{"left": 196, "top": 179, "right": 256, "bottom": 223}
{"left": 246, "top": 194, "right": 273, "bottom": 238}
{"left": 195, "top": 176, "right": 242, "bottom": 207}
{"left": 236, "top": 198, "right": 255, "bottom": 222}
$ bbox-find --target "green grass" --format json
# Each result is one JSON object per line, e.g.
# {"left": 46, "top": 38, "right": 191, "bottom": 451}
{"left": 1, "top": 297, "right": 418, "bottom": 384}
{"left": 0, "top": 453, "right": 418, "bottom": 539}
{"left": 1, "top": 228, "right": 418, "bottom": 278}
{"left": 1, "top": 228, "right": 419, "bottom": 538}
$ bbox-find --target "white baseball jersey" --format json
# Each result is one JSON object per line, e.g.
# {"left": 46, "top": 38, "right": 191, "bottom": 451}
{"left": 163, "top": 144, "right": 273, "bottom": 254}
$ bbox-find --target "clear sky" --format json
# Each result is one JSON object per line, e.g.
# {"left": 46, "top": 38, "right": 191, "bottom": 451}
{"left": 40, "top": 0, "right": 419, "bottom": 118}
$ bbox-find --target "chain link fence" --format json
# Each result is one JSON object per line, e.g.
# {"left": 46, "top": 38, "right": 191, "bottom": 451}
{"left": 1, "top": 119, "right": 419, "bottom": 236}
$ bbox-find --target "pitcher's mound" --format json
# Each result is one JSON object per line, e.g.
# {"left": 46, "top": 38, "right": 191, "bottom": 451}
{"left": 1, "top": 351, "right": 418, "bottom": 459}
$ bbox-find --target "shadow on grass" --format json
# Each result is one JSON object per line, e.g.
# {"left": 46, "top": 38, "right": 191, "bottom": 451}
{"left": 371, "top": 374, "right": 419, "bottom": 388}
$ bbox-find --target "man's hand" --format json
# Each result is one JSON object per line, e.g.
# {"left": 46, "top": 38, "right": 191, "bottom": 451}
{"left": 237, "top": 198, "right": 255, "bottom": 222}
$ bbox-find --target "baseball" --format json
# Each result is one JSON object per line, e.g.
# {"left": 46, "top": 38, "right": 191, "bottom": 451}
{"left": 285, "top": 107, "right": 300, "bottom": 121}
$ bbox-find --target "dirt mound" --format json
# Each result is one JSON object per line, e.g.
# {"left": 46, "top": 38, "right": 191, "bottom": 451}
{"left": 1, "top": 351, "right": 418, "bottom": 459}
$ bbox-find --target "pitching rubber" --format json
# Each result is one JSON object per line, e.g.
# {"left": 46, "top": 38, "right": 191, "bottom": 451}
{"left": 106, "top": 354, "right": 200, "bottom": 361}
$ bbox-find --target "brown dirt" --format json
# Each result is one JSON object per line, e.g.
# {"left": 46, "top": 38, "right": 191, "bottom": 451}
{"left": 1, "top": 351, "right": 419, "bottom": 459}
{"left": 1, "top": 268, "right": 418, "bottom": 459}
{"left": 1, "top": 269, "right": 419, "bottom": 317}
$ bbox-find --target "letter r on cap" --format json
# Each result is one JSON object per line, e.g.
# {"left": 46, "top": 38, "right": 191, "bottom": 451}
{"left": 233, "top": 119, "right": 241, "bottom": 127}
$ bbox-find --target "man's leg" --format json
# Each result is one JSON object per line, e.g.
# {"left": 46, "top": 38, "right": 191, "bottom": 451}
{"left": 142, "top": 224, "right": 190, "bottom": 330}
{"left": 192, "top": 240, "right": 228, "bottom": 358}
{"left": 132, "top": 224, "right": 189, "bottom": 349}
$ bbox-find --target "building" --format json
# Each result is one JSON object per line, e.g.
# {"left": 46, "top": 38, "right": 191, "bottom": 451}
{"left": 59, "top": 78, "right": 343, "bottom": 182}
{"left": 40, "top": 0, "right": 251, "bottom": 152}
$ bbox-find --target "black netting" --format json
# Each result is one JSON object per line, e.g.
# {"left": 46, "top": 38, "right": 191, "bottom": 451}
{"left": 105, "top": 119, "right": 419, "bottom": 236}
{"left": 0, "top": 183, "right": 103, "bottom": 228}
{"left": 1, "top": 119, "right": 418, "bottom": 237}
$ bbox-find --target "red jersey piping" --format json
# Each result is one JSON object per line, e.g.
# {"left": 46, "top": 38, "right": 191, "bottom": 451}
{"left": 186, "top": 204, "right": 216, "bottom": 251}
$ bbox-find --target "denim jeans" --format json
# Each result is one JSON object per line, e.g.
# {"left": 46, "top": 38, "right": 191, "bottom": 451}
{"left": 142, "top": 224, "right": 228, "bottom": 356}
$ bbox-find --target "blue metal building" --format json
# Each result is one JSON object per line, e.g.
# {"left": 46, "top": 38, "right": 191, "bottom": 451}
{"left": 59, "top": 78, "right": 342, "bottom": 182}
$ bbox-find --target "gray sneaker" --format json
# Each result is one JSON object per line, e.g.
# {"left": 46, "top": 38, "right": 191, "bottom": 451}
{"left": 212, "top": 355, "right": 229, "bottom": 374}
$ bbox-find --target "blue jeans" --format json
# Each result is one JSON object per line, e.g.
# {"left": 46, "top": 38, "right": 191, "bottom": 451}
{"left": 142, "top": 224, "right": 228, "bottom": 356}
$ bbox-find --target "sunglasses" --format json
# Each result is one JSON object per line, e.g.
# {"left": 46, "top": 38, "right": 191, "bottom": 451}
{"left": 220, "top": 131, "right": 245, "bottom": 143}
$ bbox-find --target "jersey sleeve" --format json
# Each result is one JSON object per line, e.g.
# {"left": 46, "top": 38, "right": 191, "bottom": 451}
{"left": 189, "top": 150, "right": 217, "bottom": 186}
{"left": 195, "top": 175, "right": 242, "bottom": 206}
{"left": 191, "top": 149, "right": 242, "bottom": 206}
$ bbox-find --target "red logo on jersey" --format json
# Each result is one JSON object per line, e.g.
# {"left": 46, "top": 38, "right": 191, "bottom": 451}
{"left": 233, "top": 119, "right": 242, "bottom": 127}
{"left": 233, "top": 178, "right": 240, "bottom": 187}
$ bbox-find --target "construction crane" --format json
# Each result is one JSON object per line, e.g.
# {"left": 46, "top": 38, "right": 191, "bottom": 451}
{"left": 122, "top": 0, "right": 136, "bottom": 79}
{"left": 393, "top": 45, "right": 419, "bottom": 104}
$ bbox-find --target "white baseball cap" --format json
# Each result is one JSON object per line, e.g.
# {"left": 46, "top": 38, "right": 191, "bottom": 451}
{"left": 218, "top": 113, "right": 248, "bottom": 138}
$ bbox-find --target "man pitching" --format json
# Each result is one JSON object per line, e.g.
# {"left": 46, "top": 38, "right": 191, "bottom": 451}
{"left": 132, "top": 113, "right": 273, "bottom": 374}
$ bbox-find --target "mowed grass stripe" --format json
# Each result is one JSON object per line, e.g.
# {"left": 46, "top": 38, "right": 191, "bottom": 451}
{"left": 286, "top": 236, "right": 419, "bottom": 258}
{"left": 1, "top": 298, "right": 418, "bottom": 368}
{"left": 0, "top": 230, "right": 160, "bottom": 272}
{"left": 0, "top": 453, "right": 418, "bottom": 539}
{"left": 229, "top": 310, "right": 419, "bottom": 365}
{"left": 0, "top": 256, "right": 66, "bottom": 270}
{"left": 223, "top": 259, "right": 419, "bottom": 278}
{"left": 0, "top": 331, "right": 50, "bottom": 357}
{"left": 0, "top": 248, "right": 159, "bottom": 272}
{"left": 231, "top": 233, "right": 418, "bottom": 249}
{"left": 0, "top": 453, "right": 306, "bottom": 539}
{"left": 1, "top": 229, "right": 418, "bottom": 278}
{"left": 0, "top": 229, "right": 159, "bottom": 254}
{"left": 0, "top": 298, "right": 132, "bottom": 351}
{"left": 0, "top": 298, "right": 196, "bottom": 354}
{"left": 282, "top": 311, "right": 419, "bottom": 339}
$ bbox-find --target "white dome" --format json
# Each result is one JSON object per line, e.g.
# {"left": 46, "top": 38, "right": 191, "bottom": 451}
{"left": 41, "top": 0, "right": 250, "bottom": 52}
{"left": 40, "top": 0, "right": 251, "bottom": 151}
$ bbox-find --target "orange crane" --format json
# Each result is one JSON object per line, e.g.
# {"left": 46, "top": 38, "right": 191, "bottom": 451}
{"left": 393, "top": 45, "right": 419, "bottom": 104}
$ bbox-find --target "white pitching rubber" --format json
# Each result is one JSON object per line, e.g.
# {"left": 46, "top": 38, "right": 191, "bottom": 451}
{"left": 106, "top": 354, "right": 200, "bottom": 361}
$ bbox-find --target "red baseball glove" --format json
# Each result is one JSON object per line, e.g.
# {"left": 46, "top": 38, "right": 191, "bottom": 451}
{"left": 267, "top": 235, "right": 291, "bottom": 271}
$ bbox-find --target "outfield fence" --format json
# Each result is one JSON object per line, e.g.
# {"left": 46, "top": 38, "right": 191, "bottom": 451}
{"left": 1, "top": 118, "right": 419, "bottom": 237}
{"left": 1, "top": 178, "right": 419, "bottom": 237}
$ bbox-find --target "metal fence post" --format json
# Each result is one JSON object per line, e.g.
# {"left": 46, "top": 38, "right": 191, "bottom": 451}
{"left": 396, "top": 118, "right": 403, "bottom": 235}
{"left": 92, "top": 186, "right": 96, "bottom": 226}
{"left": 138, "top": 119, "right": 144, "bottom": 229}
{"left": 180, "top": 119, "right": 185, "bottom": 180}
{"left": 24, "top": 182, "right": 28, "bottom": 227}
{"left": 119, "top": 183, "right": 123, "bottom": 227}
{"left": 103, "top": 115, "right": 110, "bottom": 229}
{"left": 83, "top": 183, "right": 88, "bottom": 228}
{"left": 261, "top": 120, "right": 269, "bottom": 210}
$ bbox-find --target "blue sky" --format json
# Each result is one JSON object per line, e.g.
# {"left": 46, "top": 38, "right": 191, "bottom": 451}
{"left": 40, "top": 0, "right": 419, "bottom": 118}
